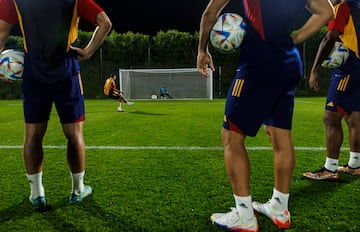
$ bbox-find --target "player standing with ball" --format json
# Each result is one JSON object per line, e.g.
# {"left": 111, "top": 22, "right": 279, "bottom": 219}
{"left": 0, "top": 0, "right": 111, "bottom": 211}
{"left": 303, "top": 0, "right": 360, "bottom": 180}
{"left": 197, "top": 0, "right": 334, "bottom": 231}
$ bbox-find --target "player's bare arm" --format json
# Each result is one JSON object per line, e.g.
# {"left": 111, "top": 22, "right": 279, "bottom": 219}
{"left": 0, "top": 19, "right": 13, "bottom": 83}
{"left": 0, "top": 19, "right": 12, "bottom": 52}
{"left": 197, "top": 0, "right": 229, "bottom": 77}
{"left": 71, "top": 12, "right": 112, "bottom": 61}
{"left": 292, "top": 0, "right": 334, "bottom": 45}
{"left": 311, "top": 30, "right": 340, "bottom": 74}
{"left": 309, "top": 29, "right": 340, "bottom": 92}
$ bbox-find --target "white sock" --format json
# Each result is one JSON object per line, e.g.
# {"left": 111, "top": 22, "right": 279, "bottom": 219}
{"left": 324, "top": 157, "right": 338, "bottom": 172}
{"left": 71, "top": 171, "right": 85, "bottom": 195}
{"left": 233, "top": 194, "right": 254, "bottom": 219}
{"left": 26, "top": 172, "right": 45, "bottom": 199}
{"left": 348, "top": 151, "right": 360, "bottom": 168}
{"left": 270, "top": 188, "right": 289, "bottom": 211}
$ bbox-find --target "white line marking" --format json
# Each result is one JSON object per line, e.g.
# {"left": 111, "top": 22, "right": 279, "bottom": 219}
{"left": 0, "top": 145, "right": 349, "bottom": 151}
{"left": 294, "top": 99, "right": 314, "bottom": 104}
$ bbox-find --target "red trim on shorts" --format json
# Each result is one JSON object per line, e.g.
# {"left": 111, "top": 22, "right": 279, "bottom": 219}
{"left": 229, "top": 120, "right": 245, "bottom": 135}
{"left": 75, "top": 114, "right": 85, "bottom": 122}
{"left": 336, "top": 106, "right": 348, "bottom": 115}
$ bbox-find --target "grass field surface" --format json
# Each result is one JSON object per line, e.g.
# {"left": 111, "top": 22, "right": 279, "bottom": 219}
{"left": 0, "top": 98, "right": 359, "bottom": 231}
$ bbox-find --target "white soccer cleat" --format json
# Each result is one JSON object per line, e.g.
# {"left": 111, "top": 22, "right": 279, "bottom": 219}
{"left": 252, "top": 201, "right": 290, "bottom": 229}
{"left": 127, "top": 102, "right": 134, "bottom": 106}
{"left": 210, "top": 207, "right": 258, "bottom": 232}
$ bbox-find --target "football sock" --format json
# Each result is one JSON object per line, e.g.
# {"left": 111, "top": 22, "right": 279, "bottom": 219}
{"left": 26, "top": 172, "right": 45, "bottom": 199}
{"left": 71, "top": 171, "right": 85, "bottom": 195}
{"left": 324, "top": 157, "right": 338, "bottom": 172}
{"left": 348, "top": 151, "right": 360, "bottom": 168}
{"left": 233, "top": 194, "right": 254, "bottom": 219}
{"left": 270, "top": 188, "right": 289, "bottom": 212}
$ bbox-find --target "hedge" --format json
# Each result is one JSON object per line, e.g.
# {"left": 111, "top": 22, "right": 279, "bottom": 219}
{"left": 0, "top": 29, "right": 329, "bottom": 99}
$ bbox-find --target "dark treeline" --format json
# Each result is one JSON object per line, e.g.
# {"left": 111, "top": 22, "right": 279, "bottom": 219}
{"left": 1, "top": 29, "right": 331, "bottom": 99}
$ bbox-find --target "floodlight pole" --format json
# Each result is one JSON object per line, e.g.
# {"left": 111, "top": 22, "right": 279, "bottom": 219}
{"left": 99, "top": 47, "right": 103, "bottom": 96}
{"left": 218, "top": 66, "right": 222, "bottom": 97}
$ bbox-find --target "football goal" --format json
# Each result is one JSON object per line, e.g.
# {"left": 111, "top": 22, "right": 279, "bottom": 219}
{"left": 118, "top": 68, "right": 213, "bottom": 100}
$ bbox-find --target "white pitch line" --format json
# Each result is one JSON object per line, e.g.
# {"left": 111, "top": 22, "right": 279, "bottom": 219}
{"left": 0, "top": 145, "right": 350, "bottom": 151}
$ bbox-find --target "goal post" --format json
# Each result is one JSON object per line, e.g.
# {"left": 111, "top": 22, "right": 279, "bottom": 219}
{"left": 118, "top": 68, "right": 213, "bottom": 100}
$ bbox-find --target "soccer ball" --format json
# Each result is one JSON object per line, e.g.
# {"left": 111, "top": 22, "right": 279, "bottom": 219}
{"left": 210, "top": 13, "right": 246, "bottom": 53}
{"left": 321, "top": 42, "right": 349, "bottom": 69}
{"left": 151, "top": 94, "right": 157, "bottom": 99}
{"left": 0, "top": 49, "right": 24, "bottom": 80}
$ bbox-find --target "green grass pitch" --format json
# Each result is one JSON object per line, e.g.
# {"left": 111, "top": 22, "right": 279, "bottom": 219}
{"left": 0, "top": 98, "right": 359, "bottom": 231}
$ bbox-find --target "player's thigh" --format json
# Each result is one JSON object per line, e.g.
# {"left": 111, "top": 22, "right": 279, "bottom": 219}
{"left": 22, "top": 78, "right": 53, "bottom": 123}
{"left": 263, "top": 78, "right": 300, "bottom": 130}
{"left": 24, "top": 122, "right": 48, "bottom": 141}
{"left": 345, "top": 111, "right": 360, "bottom": 129}
{"left": 62, "top": 121, "right": 84, "bottom": 141}
{"left": 223, "top": 77, "right": 298, "bottom": 136}
{"left": 53, "top": 75, "right": 85, "bottom": 123}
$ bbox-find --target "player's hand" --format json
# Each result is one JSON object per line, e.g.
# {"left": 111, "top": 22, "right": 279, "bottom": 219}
{"left": 70, "top": 46, "right": 93, "bottom": 61}
{"left": 309, "top": 71, "right": 320, "bottom": 92}
{"left": 0, "top": 74, "right": 13, "bottom": 83}
{"left": 197, "top": 51, "right": 215, "bottom": 78}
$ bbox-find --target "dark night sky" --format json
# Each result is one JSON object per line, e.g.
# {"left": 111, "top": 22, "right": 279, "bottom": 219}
{"left": 85, "top": 0, "right": 244, "bottom": 35}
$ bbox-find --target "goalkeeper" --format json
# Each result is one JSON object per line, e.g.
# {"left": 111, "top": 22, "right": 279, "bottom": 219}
{"left": 104, "top": 73, "right": 134, "bottom": 112}
{"left": 160, "top": 85, "right": 173, "bottom": 99}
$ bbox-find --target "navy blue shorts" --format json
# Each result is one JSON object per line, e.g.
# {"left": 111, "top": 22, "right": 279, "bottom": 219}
{"left": 22, "top": 73, "right": 85, "bottom": 123}
{"left": 223, "top": 76, "right": 300, "bottom": 137}
{"left": 326, "top": 71, "right": 360, "bottom": 115}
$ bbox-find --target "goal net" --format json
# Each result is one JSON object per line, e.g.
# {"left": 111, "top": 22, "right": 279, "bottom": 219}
{"left": 118, "top": 68, "right": 213, "bottom": 100}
